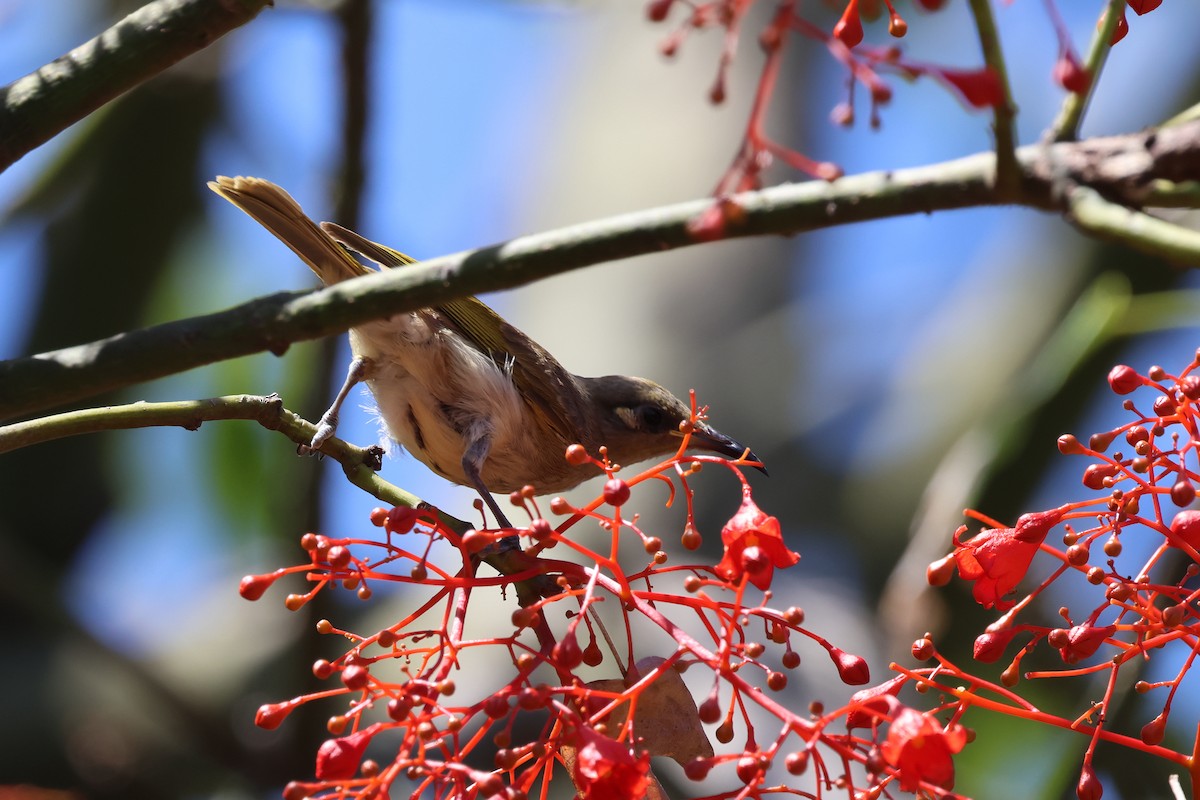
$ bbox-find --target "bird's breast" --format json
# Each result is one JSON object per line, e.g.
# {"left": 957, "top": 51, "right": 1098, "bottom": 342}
{"left": 347, "top": 314, "right": 580, "bottom": 492}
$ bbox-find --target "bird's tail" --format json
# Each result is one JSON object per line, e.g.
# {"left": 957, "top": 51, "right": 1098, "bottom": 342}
{"left": 208, "top": 175, "right": 372, "bottom": 284}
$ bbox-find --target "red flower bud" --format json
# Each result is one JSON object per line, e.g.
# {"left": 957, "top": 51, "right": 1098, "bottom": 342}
{"left": 1141, "top": 712, "right": 1167, "bottom": 745}
{"left": 1087, "top": 429, "right": 1117, "bottom": 452}
{"left": 603, "top": 478, "right": 631, "bottom": 507}
{"left": 973, "top": 628, "right": 1018, "bottom": 663}
{"left": 646, "top": 0, "right": 673, "bottom": 22}
{"left": 1077, "top": 764, "right": 1103, "bottom": 800}
{"left": 315, "top": 725, "right": 379, "bottom": 780}
{"left": 1055, "top": 625, "right": 1116, "bottom": 664}
{"left": 1053, "top": 53, "right": 1090, "bottom": 94}
{"left": 1057, "top": 434, "right": 1085, "bottom": 455}
{"left": 833, "top": 3, "right": 864, "bottom": 49}
{"left": 1108, "top": 364, "right": 1141, "bottom": 395}
{"left": 326, "top": 545, "right": 352, "bottom": 569}
{"left": 926, "top": 553, "right": 956, "bottom": 586}
{"left": 1082, "top": 463, "right": 1119, "bottom": 490}
{"left": 341, "top": 664, "right": 370, "bottom": 691}
{"left": 256, "top": 698, "right": 301, "bottom": 730}
{"left": 552, "top": 634, "right": 583, "bottom": 669}
{"left": 1171, "top": 510, "right": 1200, "bottom": 554}
{"left": 380, "top": 505, "right": 421, "bottom": 535}
{"left": 831, "top": 647, "right": 870, "bottom": 685}
{"left": 785, "top": 749, "right": 809, "bottom": 774}
{"left": 239, "top": 573, "right": 277, "bottom": 601}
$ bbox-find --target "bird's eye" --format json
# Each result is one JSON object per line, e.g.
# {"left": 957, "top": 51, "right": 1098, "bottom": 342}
{"left": 637, "top": 404, "right": 669, "bottom": 433}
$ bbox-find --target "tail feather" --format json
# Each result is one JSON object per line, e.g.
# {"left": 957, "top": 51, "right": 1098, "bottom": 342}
{"left": 208, "top": 176, "right": 372, "bottom": 285}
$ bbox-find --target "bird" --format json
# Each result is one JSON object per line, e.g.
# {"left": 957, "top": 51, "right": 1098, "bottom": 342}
{"left": 208, "top": 176, "right": 762, "bottom": 529}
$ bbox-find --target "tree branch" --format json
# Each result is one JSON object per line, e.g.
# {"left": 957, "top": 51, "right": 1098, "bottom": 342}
{"left": 0, "top": 393, "right": 566, "bottom": 602}
{"left": 0, "top": 0, "right": 270, "bottom": 173}
{"left": 0, "top": 392, "right": 417, "bottom": 503}
{"left": 1066, "top": 186, "right": 1200, "bottom": 263}
{"left": 2, "top": 120, "right": 1199, "bottom": 423}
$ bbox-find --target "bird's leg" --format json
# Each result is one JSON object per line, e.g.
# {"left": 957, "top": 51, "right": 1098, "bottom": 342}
{"left": 462, "top": 434, "right": 514, "bottom": 530}
{"left": 307, "top": 356, "right": 369, "bottom": 450}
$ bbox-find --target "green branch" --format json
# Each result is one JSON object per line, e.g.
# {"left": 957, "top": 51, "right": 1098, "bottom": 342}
{"left": 1067, "top": 186, "right": 1200, "bottom": 265}
{"left": 0, "top": 393, "right": 421, "bottom": 507}
{"left": 967, "top": 0, "right": 1019, "bottom": 198}
{"left": 0, "top": 0, "right": 269, "bottom": 173}
{"left": 0, "top": 394, "right": 565, "bottom": 602}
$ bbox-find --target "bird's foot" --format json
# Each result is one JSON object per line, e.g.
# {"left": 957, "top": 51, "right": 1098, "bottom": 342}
{"left": 309, "top": 410, "right": 339, "bottom": 450}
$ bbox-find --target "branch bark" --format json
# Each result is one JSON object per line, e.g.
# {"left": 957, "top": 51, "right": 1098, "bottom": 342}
{"left": 2, "top": 120, "right": 1199, "bottom": 423}
{"left": 0, "top": 0, "right": 270, "bottom": 173}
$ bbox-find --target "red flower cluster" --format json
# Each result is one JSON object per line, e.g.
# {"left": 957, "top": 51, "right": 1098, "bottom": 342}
{"left": 645, "top": 0, "right": 1152, "bottom": 201}
{"left": 899, "top": 351, "right": 1200, "bottom": 798}
{"left": 237, "top": 409, "right": 878, "bottom": 800}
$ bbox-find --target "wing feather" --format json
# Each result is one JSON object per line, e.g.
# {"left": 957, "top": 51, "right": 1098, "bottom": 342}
{"left": 320, "top": 223, "right": 589, "bottom": 447}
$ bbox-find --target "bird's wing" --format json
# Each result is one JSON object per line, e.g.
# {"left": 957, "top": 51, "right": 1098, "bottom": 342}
{"left": 320, "top": 222, "right": 420, "bottom": 269}
{"left": 321, "top": 223, "right": 587, "bottom": 446}
{"left": 458, "top": 303, "right": 590, "bottom": 447}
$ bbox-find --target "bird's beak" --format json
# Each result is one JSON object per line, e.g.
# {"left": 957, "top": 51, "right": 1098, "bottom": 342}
{"left": 682, "top": 423, "right": 769, "bottom": 476}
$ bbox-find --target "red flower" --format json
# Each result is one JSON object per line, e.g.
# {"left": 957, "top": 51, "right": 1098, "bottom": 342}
{"left": 714, "top": 487, "right": 799, "bottom": 590}
{"left": 881, "top": 707, "right": 968, "bottom": 791}
{"left": 952, "top": 509, "right": 1062, "bottom": 611}
{"left": 315, "top": 724, "right": 380, "bottom": 780}
{"left": 1054, "top": 624, "right": 1116, "bottom": 664}
{"left": 572, "top": 728, "right": 650, "bottom": 800}
{"left": 952, "top": 525, "right": 1036, "bottom": 611}
{"left": 846, "top": 675, "right": 904, "bottom": 728}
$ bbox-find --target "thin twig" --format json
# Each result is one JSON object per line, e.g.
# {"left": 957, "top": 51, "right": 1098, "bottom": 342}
{"left": 967, "top": 0, "right": 1019, "bottom": 198}
{"left": 1050, "top": 0, "right": 1125, "bottom": 142}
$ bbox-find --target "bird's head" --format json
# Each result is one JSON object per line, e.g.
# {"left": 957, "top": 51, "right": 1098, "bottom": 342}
{"left": 580, "top": 375, "right": 765, "bottom": 473}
